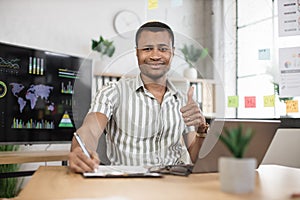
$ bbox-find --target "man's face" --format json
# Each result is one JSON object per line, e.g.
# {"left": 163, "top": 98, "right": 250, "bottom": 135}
{"left": 136, "top": 30, "right": 174, "bottom": 81}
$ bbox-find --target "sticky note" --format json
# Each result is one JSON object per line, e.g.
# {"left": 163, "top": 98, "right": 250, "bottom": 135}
{"left": 171, "top": 0, "right": 183, "bottom": 7}
{"left": 264, "top": 95, "right": 275, "bottom": 107}
{"left": 245, "top": 96, "right": 256, "bottom": 108}
{"left": 258, "top": 48, "right": 270, "bottom": 60}
{"left": 286, "top": 100, "right": 299, "bottom": 113}
{"left": 148, "top": 0, "right": 158, "bottom": 10}
{"left": 228, "top": 96, "right": 239, "bottom": 108}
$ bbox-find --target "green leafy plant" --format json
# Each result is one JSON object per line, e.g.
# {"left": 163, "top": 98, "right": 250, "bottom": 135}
{"left": 219, "top": 125, "right": 254, "bottom": 158}
{"left": 92, "top": 36, "right": 115, "bottom": 58}
{"left": 180, "top": 44, "right": 208, "bottom": 68}
{"left": 273, "top": 82, "right": 293, "bottom": 102}
{"left": 0, "top": 145, "right": 22, "bottom": 198}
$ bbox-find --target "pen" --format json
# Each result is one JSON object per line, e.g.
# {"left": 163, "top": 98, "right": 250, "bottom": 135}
{"left": 73, "top": 132, "right": 91, "bottom": 159}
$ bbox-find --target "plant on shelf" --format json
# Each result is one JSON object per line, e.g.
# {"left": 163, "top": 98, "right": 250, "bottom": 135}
{"left": 180, "top": 44, "right": 208, "bottom": 68}
{"left": 218, "top": 125, "right": 256, "bottom": 194}
{"left": 180, "top": 44, "right": 208, "bottom": 79}
{"left": 0, "top": 144, "right": 23, "bottom": 198}
{"left": 273, "top": 82, "right": 293, "bottom": 102}
{"left": 91, "top": 36, "right": 115, "bottom": 58}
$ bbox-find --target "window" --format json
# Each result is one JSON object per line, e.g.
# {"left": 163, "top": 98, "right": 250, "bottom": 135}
{"left": 237, "top": 0, "right": 300, "bottom": 119}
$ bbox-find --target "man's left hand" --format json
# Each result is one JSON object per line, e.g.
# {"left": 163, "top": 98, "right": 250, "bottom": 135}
{"left": 180, "top": 86, "right": 206, "bottom": 131}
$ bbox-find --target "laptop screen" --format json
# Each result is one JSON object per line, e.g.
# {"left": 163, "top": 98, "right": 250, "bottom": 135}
{"left": 192, "top": 118, "right": 281, "bottom": 173}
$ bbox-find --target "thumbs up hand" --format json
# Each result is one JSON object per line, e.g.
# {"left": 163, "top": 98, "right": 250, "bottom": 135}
{"left": 180, "top": 86, "right": 206, "bottom": 131}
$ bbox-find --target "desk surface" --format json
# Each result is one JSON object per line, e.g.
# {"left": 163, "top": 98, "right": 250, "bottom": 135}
{"left": 0, "top": 150, "right": 69, "bottom": 164}
{"left": 16, "top": 165, "right": 300, "bottom": 200}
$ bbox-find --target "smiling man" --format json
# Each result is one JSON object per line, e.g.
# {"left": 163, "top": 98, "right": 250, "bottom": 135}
{"left": 69, "top": 21, "right": 208, "bottom": 173}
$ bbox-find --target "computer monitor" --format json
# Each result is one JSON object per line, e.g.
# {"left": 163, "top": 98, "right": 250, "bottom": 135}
{"left": 0, "top": 42, "right": 92, "bottom": 144}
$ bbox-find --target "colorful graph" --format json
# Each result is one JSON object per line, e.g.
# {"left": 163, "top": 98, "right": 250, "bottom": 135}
{"left": 58, "top": 68, "right": 79, "bottom": 79}
{"left": 0, "top": 81, "right": 7, "bottom": 98}
{"left": 0, "top": 57, "right": 20, "bottom": 74}
{"left": 61, "top": 81, "right": 74, "bottom": 94}
{"left": 11, "top": 118, "right": 54, "bottom": 129}
{"left": 59, "top": 111, "right": 73, "bottom": 128}
{"left": 28, "top": 57, "right": 44, "bottom": 75}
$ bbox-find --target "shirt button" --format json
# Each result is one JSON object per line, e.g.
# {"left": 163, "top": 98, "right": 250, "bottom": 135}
{"left": 155, "top": 157, "right": 159, "bottom": 164}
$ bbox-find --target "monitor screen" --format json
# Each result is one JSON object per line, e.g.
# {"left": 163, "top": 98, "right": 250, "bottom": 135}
{"left": 0, "top": 42, "right": 92, "bottom": 144}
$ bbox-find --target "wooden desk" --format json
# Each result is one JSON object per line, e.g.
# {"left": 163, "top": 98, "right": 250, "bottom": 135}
{"left": 0, "top": 150, "right": 69, "bottom": 164}
{"left": 17, "top": 165, "right": 300, "bottom": 200}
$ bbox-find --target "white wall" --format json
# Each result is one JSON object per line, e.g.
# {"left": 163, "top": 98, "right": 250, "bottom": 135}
{"left": 0, "top": 0, "right": 142, "bottom": 57}
{"left": 0, "top": 0, "right": 210, "bottom": 58}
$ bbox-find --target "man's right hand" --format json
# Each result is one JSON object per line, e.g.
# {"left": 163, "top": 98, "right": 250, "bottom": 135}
{"left": 68, "top": 146, "right": 100, "bottom": 173}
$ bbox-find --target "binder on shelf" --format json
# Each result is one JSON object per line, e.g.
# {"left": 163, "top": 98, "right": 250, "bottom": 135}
{"left": 202, "top": 81, "right": 215, "bottom": 114}
{"left": 195, "top": 82, "right": 202, "bottom": 110}
{"left": 103, "top": 76, "right": 111, "bottom": 86}
{"left": 96, "top": 76, "right": 103, "bottom": 92}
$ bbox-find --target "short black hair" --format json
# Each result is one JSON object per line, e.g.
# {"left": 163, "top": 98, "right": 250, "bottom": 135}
{"left": 135, "top": 21, "right": 174, "bottom": 47}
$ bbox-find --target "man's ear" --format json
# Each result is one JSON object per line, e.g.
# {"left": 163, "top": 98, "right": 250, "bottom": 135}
{"left": 135, "top": 47, "right": 138, "bottom": 57}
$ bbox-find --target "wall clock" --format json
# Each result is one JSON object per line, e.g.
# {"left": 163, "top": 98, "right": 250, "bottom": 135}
{"left": 113, "top": 10, "right": 141, "bottom": 38}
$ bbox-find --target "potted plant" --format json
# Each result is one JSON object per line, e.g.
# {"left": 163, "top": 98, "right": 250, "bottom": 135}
{"left": 92, "top": 36, "right": 116, "bottom": 74}
{"left": 272, "top": 82, "right": 294, "bottom": 117}
{"left": 218, "top": 125, "right": 256, "bottom": 194}
{"left": 0, "top": 145, "right": 23, "bottom": 198}
{"left": 180, "top": 44, "right": 208, "bottom": 79}
{"left": 273, "top": 82, "right": 293, "bottom": 102}
{"left": 92, "top": 36, "right": 115, "bottom": 58}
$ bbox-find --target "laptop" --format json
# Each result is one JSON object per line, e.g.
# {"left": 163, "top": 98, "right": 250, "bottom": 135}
{"left": 192, "top": 118, "right": 281, "bottom": 173}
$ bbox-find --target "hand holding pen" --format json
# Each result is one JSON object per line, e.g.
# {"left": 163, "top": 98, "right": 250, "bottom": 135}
{"left": 74, "top": 132, "right": 91, "bottom": 158}
{"left": 68, "top": 132, "right": 99, "bottom": 173}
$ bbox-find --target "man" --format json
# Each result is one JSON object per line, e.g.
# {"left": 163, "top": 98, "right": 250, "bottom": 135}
{"left": 69, "top": 21, "right": 208, "bottom": 173}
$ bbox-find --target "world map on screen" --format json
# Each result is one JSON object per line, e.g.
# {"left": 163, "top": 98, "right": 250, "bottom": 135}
{"left": 10, "top": 83, "right": 54, "bottom": 113}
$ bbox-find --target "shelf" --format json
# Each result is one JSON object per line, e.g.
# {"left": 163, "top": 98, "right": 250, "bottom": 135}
{"left": 0, "top": 150, "right": 69, "bottom": 165}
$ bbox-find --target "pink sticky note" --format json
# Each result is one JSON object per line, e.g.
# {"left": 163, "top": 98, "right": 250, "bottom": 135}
{"left": 244, "top": 96, "right": 256, "bottom": 108}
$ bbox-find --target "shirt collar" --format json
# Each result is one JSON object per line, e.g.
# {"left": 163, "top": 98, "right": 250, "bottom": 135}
{"left": 134, "top": 74, "right": 144, "bottom": 91}
{"left": 134, "top": 74, "right": 179, "bottom": 97}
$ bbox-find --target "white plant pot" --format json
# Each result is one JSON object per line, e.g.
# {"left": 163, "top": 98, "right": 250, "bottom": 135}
{"left": 184, "top": 67, "right": 198, "bottom": 79}
{"left": 218, "top": 157, "right": 257, "bottom": 194}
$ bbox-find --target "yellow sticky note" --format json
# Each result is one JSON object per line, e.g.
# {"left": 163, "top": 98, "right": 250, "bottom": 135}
{"left": 228, "top": 96, "right": 239, "bottom": 108}
{"left": 148, "top": 0, "right": 158, "bottom": 10}
{"left": 286, "top": 100, "right": 299, "bottom": 113}
{"left": 264, "top": 95, "right": 275, "bottom": 107}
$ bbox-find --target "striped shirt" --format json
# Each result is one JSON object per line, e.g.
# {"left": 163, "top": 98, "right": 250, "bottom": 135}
{"left": 90, "top": 75, "right": 193, "bottom": 166}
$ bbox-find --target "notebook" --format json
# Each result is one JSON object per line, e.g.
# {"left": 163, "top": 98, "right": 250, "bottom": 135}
{"left": 192, "top": 118, "right": 281, "bottom": 173}
{"left": 83, "top": 165, "right": 162, "bottom": 178}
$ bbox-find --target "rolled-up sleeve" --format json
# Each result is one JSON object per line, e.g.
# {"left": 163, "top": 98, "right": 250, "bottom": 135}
{"left": 89, "top": 82, "right": 119, "bottom": 120}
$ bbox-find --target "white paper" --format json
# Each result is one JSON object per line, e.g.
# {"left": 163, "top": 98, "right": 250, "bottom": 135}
{"left": 83, "top": 165, "right": 161, "bottom": 177}
{"left": 279, "top": 47, "right": 300, "bottom": 97}
{"left": 278, "top": 0, "right": 300, "bottom": 37}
